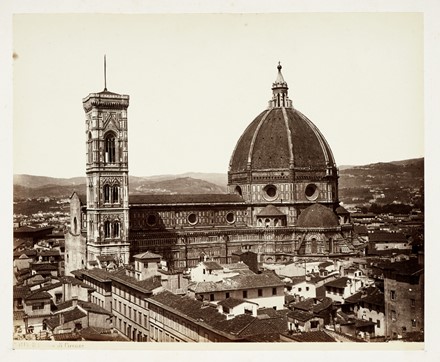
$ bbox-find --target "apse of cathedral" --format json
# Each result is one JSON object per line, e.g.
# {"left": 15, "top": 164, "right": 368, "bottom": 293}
{"left": 64, "top": 63, "right": 354, "bottom": 275}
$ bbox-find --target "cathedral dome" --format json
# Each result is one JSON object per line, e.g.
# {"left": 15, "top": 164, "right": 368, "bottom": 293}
{"left": 229, "top": 64, "right": 336, "bottom": 176}
{"left": 296, "top": 203, "right": 339, "bottom": 228}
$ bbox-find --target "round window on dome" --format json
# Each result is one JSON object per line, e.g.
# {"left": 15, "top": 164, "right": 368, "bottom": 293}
{"left": 188, "top": 213, "right": 198, "bottom": 225}
{"left": 305, "top": 184, "right": 319, "bottom": 201}
{"left": 147, "top": 214, "right": 157, "bottom": 226}
{"left": 226, "top": 212, "right": 235, "bottom": 224}
{"left": 263, "top": 184, "right": 278, "bottom": 201}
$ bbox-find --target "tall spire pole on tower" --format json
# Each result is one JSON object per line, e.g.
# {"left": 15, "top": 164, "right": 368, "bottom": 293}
{"left": 104, "top": 55, "right": 107, "bottom": 91}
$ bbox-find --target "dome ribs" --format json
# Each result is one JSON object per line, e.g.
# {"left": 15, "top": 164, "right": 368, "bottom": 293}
{"left": 229, "top": 110, "right": 266, "bottom": 173}
{"left": 281, "top": 107, "right": 295, "bottom": 169}
{"left": 285, "top": 108, "right": 327, "bottom": 169}
{"left": 247, "top": 109, "right": 272, "bottom": 169}
{"left": 294, "top": 109, "right": 336, "bottom": 168}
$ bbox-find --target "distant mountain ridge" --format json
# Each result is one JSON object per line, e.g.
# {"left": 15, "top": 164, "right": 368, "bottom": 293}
{"left": 14, "top": 158, "right": 424, "bottom": 204}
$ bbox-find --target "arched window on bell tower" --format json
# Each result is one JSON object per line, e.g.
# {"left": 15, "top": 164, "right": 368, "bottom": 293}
{"left": 88, "top": 132, "right": 92, "bottom": 163}
{"left": 104, "top": 221, "right": 111, "bottom": 238}
{"left": 103, "top": 184, "right": 111, "bottom": 203}
{"left": 105, "top": 133, "right": 116, "bottom": 163}
{"left": 112, "top": 185, "right": 119, "bottom": 204}
{"left": 113, "top": 221, "right": 120, "bottom": 238}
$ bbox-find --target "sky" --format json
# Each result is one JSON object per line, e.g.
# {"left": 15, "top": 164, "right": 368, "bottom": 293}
{"left": 3, "top": 1, "right": 440, "bottom": 359}
{"left": 11, "top": 12, "right": 425, "bottom": 178}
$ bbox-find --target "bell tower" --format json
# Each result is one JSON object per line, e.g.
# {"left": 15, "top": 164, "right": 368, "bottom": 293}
{"left": 82, "top": 59, "right": 130, "bottom": 264}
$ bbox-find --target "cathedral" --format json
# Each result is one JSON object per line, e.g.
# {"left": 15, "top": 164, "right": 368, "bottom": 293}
{"left": 64, "top": 64, "right": 355, "bottom": 275}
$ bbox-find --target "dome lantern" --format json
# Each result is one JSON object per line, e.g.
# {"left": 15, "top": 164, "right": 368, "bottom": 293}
{"left": 269, "top": 62, "right": 292, "bottom": 109}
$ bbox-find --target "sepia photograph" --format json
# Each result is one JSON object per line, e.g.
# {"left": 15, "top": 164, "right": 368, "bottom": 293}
{"left": 2, "top": 1, "right": 438, "bottom": 359}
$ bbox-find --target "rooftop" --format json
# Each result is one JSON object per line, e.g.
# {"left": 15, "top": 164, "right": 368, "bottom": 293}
{"left": 130, "top": 194, "right": 244, "bottom": 205}
{"left": 133, "top": 251, "right": 162, "bottom": 260}
{"left": 46, "top": 307, "right": 87, "bottom": 330}
{"left": 148, "top": 291, "right": 287, "bottom": 340}
{"left": 189, "top": 271, "right": 283, "bottom": 293}
{"left": 324, "top": 277, "right": 351, "bottom": 289}
{"left": 286, "top": 330, "right": 336, "bottom": 342}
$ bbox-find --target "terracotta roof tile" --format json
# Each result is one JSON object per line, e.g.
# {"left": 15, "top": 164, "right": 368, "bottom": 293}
{"left": 217, "top": 298, "right": 248, "bottom": 309}
{"left": 287, "top": 330, "right": 336, "bottom": 342}
{"left": 130, "top": 194, "right": 244, "bottom": 205}
{"left": 189, "top": 271, "right": 283, "bottom": 293}
{"left": 324, "top": 277, "right": 351, "bottom": 289}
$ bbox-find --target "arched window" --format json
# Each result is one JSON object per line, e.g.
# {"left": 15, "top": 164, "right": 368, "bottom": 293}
{"left": 104, "top": 221, "right": 111, "bottom": 238}
{"left": 112, "top": 185, "right": 119, "bottom": 204}
{"left": 105, "top": 134, "right": 116, "bottom": 163}
{"left": 311, "top": 238, "right": 318, "bottom": 254}
{"left": 113, "top": 221, "right": 120, "bottom": 238}
{"left": 104, "top": 184, "right": 111, "bottom": 203}
{"left": 88, "top": 132, "right": 92, "bottom": 163}
{"left": 234, "top": 185, "right": 242, "bottom": 196}
{"left": 73, "top": 217, "right": 78, "bottom": 234}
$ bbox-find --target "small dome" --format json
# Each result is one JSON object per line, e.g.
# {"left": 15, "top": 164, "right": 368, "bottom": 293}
{"left": 297, "top": 204, "right": 339, "bottom": 228}
{"left": 257, "top": 205, "right": 285, "bottom": 217}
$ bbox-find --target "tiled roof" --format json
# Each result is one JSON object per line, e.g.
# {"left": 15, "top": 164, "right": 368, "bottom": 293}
{"left": 58, "top": 275, "right": 95, "bottom": 289}
{"left": 217, "top": 298, "right": 248, "bottom": 309}
{"left": 78, "top": 301, "right": 112, "bottom": 316}
{"left": 288, "top": 276, "right": 307, "bottom": 285}
{"left": 353, "top": 225, "right": 368, "bottom": 235}
{"left": 220, "top": 262, "right": 249, "bottom": 270}
{"left": 238, "top": 314, "right": 287, "bottom": 337}
{"left": 56, "top": 299, "right": 112, "bottom": 316}
{"left": 14, "top": 225, "right": 54, "bottom": 233}
{"left": 52, "top": 332, "right": 82, "bottom": 341}
{"left": 24, "top": 290, "right": 52, "bottom": 301}
{"left": 318, "top": 261, "right": 333, "bottom": 269}
{"left": 74, "top": 268, "right": 114, "bottom": 282}
{"left": 375, "top": 258, "right": 423, "bottom": 276}
{"left": 148, "top": 291, "right": 287, "bottom": 340}
{"left": 79, "top": 327, "right": 128, "bottom": 341}
{"left": 38, "top": 282, "right": 63, "bottom": 292}
{"left": 335, "top": 206, "right": 349, "bottom": 215}
{"left": 296, "top": 204, "right": 339, "bottom": 228}
{"left": 46, "top": 307, "right": 87, "bottom": 329}
{"left": 13, "top": 285, "right": 30, "bottom": 299}
{"left": 14, "top": 249, "right": 37, "bottom": 258}
{"left": 290, "top": 297, "right": 333, "bottom": 314}
{"left": 40, "top": 250, "right": 61, "bottom": 257}
{"left": 133, "top": 251, "right": 162, "bottom": 260}
{"left": 189, "top": 271, "right": 283, "bottom": 293}
{"left": 257, "top": 205, "right": 285, "bottom": 217}
{"left": 287, "top": 309, "right": 315, "bottom": 322}
{"left": 344, "top": 286, "right": 384, "bottom": 307}
{"left": 324, "top": 277, "right": 350, "bottom": 289}
{"left": 130, "top": 194, "right": 244, "bottom": 205}
{"left": 31, "top": 263, "right": 58, "bottom": 271}
{"left": 110, "top": 270, "right": 162, "bottom": 293}
{"left": 287, "top": 330, "right": 336, "bottom": 342}
{"left": 369, "top": 232, "right": 407, "bottom": 243}
{"left": 229, "top": 107, "right": 335, "bottom": 173}
{"left": 202, "top": 261, "right": 223, "bottom": 270}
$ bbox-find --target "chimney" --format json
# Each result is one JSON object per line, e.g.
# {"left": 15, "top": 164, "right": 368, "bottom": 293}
{"left": 72, "top": 296, "right": 78, "bottom": 308}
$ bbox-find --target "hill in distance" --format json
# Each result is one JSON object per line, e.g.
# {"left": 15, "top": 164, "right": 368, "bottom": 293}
{"left": 13, "top": 158, "right": 423, "bottom": 205}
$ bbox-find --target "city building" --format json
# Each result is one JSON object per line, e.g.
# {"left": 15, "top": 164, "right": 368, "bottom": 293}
{"left": 381, "top": 257, "right": 424, "bottom": 340}
{"left": 65, "top": 64, "right": 357, "bottom": 275}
